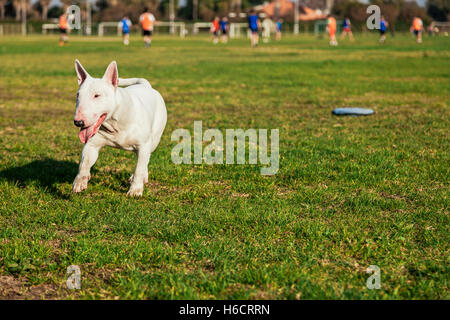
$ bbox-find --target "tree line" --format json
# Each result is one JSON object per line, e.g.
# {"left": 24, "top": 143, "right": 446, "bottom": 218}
{"left": 0, "top": 0, "right": 447, "bottom": 23}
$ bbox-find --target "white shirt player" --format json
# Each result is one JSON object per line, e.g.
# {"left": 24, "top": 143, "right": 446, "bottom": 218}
{"left": 118, "top": 18, "right": 132, "bottom": 31}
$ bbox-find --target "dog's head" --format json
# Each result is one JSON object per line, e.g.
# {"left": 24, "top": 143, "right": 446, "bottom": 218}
{"left": 74, "top": 60, "right": 119, "bottom": 144}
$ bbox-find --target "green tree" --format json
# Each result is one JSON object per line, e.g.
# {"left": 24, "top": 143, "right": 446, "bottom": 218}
{"left": 95, "top": 0, "right": 160, "bottom": 22}
{"left": 333, "top": 0, "right": 368, "bottom": 23}
{"left": 0, "top": 0, "right": 6, "bottom": 19}
{"left": 427, "top": 0, "right": 449, "bottom": 21}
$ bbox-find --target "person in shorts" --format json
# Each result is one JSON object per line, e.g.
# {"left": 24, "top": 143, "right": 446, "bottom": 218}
{"left": 261, "top": 14, "right": 272, "bottom": 43}
{"left": 411, "top": 17, "right": 424, "bottom": 43}
{"left": 119, "top": 15, "right": 132, "bottom": 46}
{"left": 379, "top": 16, "right": 388, "bottom": 44}
{"left": 220, "top": 16, "right": 229, "bottom": 43}
{"left": 276, "top": 19, "right": 282, "bottom": 41}
{"left": 139, "top": 7, "right": 155, "bottom": 48}
{"left": 326, "top": 14, "right": 337, "bottom": 46}
{"left": 58, "top": 13, "right": 69, "bottom": 46}
{"left": 211, "top": 16, "right": 220, "bottom": 44}
{"left": 247, "top": 9, "right": 260, "bottom": 47}
{"left": 340, "top": 17, "right": 354, "bottom": 41}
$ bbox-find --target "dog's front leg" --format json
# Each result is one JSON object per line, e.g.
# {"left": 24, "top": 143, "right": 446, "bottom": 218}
{"left": 127, "top": 144, "right": 151, "bottom": 197}
{"left": 72, "top": 143, "right": 101, "bottom": 193}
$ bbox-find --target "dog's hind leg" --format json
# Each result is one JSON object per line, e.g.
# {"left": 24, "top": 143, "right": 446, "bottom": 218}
{"left": 127, "top": 143, "right": 151, "bottom": 197}
{"left": 72, "top": 143, "right": 102, "bottom": 193}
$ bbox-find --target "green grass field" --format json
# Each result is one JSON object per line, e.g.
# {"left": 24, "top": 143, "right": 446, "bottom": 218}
{"left": 0, "top": 34, "right": 448, "bottom": 299}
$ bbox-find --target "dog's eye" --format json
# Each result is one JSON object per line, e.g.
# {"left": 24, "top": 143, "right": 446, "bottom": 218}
{"left": 94, "top": 94, "right": 100, "bottom": 98}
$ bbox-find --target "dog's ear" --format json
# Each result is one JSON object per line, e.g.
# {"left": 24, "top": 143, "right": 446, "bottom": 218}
{"left": 75, "top": 59, "right": 90, "bottom": 86}
{"left": 103, "top": 61, "right": 119, "bottom": 89}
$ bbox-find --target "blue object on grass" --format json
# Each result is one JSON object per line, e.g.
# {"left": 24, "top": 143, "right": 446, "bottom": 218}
{"left": 332, "top": 108, "right": 374, "bottom": 116}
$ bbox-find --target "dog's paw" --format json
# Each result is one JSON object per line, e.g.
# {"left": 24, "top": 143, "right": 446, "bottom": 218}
{"left": 72, "top": 175, "right": 89, "bottom": 193}
{"left": 127, "top": 184, "right": 143, "bottom": 197}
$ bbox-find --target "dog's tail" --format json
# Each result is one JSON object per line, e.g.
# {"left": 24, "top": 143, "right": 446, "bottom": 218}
{"left": 118, "top": 78, "right": 151, "bottom": 88}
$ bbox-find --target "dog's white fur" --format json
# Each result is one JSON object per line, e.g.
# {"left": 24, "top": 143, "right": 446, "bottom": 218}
{"left": 72, "top": 60, "right": 167, "bottom": 196}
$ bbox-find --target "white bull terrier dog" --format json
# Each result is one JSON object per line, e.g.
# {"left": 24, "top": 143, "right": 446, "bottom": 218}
{"left": 72, "top": 60, "right": 167, "bottom": 196}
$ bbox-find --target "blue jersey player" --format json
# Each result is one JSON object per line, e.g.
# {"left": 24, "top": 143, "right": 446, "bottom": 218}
{"left": 220, "top": 17, "right": 229, "bottom": 43}
{"left": 119, "top": 15, "right": 132, "bottom": 45}
{"left": 379, "top": 16, "right": 388, "bottom": 43}
{"left": 247, "top": 9, "right": 260, "bottom": 47}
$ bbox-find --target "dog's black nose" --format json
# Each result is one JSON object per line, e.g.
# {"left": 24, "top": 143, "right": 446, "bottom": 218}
{"left": 74, "top": 120, "right": 85, "bottom": 128}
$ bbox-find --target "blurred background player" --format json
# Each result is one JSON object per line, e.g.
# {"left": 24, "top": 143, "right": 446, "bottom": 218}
{"left": 261, "top": 14, "right": 273, "bottom": 43}
{"left": 411, "top": 17, "right": 424, "bottom": 43}
{"left": 247, "top": 9, "right": 260, "bottom": 47}
{"left": 220, "top": 17, "right": 229, "bottom": 43}
{"left": 139, "top": 7, "right": 155, "bottom": 48}
{"left": 340, "top": 17, "right": 354, "bottom": 41}
{"left": 427, "top": 24, "right": 433, "bottom": 37}
{"left": 119, "top": 15, "right": 132, "bottom": 46}
{"left": 379, "top": 16, "right": 388, "bottom": 43}
{"left": 276, "top": 19, "right": 282, "bottom": 41}
{"left": 58, "top": 13, "right": 69, "bottom": 46}
{"left": 211, "top": 16, "right": 220, "bottom": 44}
{"left": 326, "top": 14, "right": 337, "bottom": 46}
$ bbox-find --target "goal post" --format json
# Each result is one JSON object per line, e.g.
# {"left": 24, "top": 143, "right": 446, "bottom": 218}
{"left": 98, "top": 22, "right": 121, "bottom": 36}
{"left": 42, "top": 23, "right": 59, "bottom": 34}
{"left": 192, "top": 22, "right": 211, "bottom": 34}
{"left": 154, "top": 21, "right": 186, "bottom": 37}
{"left": 229, "top": 23, "right": 249, "bottom": 39}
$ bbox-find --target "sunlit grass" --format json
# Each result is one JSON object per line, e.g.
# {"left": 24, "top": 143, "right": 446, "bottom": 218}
{"left": 0, "top": 34, "right": 448, "bottom": 299}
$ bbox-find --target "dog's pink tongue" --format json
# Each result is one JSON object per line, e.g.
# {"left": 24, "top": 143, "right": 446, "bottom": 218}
{"left": 78, "top": 128, "right": 88, "bottom": 144}
{"left": 78, "top": 126, "right": 94, "bottom": 144}
{"left": 77, "top": 114, "right": 107, "bottom": 144}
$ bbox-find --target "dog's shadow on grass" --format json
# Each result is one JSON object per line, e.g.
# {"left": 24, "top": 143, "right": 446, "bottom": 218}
{"left": 0, "top": 159, "right": 78, "bottom": 199}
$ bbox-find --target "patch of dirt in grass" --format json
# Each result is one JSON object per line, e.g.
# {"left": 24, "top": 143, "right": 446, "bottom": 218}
{"left": 208, "top": 180, "right": 230, "bottom": 187}
{"left": 276, "top": 186, "right": 295, "bottom": 197}
{"left": 83, "top": 266, "right": 122, "bottom": 287}
{"left": 177, "top": 258, "right": 217, "bottom": 276}
{"left": 43, "top": 239, "right": 62, "bottom": 249}
{"left": 199, "top": 259, "right": 215, "bottom": 273}
{"left": 56, "top": 227, "right": 87, "bottom": 237}
{"left": 379, "top": 191, "right": 411, "bottom": 203}
{"left": 225, "top": 283, "right": 277, "bottom": 299}
{"left": 231, "top": 192, "right": 250, "bottom": 198}
{"left": 147, "top": 181, "right": 181, "bottom": 194}
{"left": 42, "top": 239, "right": 68, "bottom": 258}
{"left": 0, "top": 275, "right": 66, "bottom": 300}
